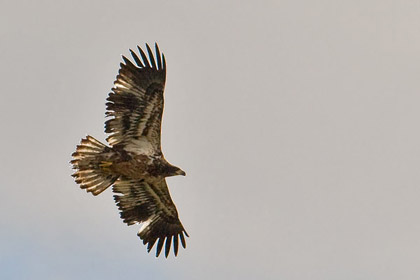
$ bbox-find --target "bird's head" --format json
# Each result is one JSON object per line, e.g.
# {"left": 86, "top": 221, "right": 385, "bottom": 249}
{"left": 175, "top": 168, "right": 186, "bottom": 176}
{"left": 165, "top": 165, "right": 186, "bottom": 177}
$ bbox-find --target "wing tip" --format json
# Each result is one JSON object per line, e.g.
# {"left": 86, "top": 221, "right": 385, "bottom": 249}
{"left": 118, "top": 43, "right": 165, "bottom": 72}
{"left": 140, "top": 231, "right": 188, "bottom": 258}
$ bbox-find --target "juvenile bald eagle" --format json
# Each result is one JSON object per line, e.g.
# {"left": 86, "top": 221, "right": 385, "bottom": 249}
{"left": 71, "top": 43, "right": 188, "bottom": 258}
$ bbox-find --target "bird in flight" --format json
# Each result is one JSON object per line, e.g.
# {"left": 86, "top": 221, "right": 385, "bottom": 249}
{"left": 71, "top": 43, "right": 188, "bottom": 258}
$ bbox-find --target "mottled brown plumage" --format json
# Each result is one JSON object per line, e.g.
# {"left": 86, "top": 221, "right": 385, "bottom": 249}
{"left": 71, "top": 43, "right": 188, "bottom": 258}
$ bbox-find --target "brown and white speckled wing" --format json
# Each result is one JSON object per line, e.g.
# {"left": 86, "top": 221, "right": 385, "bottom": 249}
{"left": 105, "top": 43, "right": 166, "bottom": 152}
{"left": 113, "top": 178, "right": 188, "bottom": 258}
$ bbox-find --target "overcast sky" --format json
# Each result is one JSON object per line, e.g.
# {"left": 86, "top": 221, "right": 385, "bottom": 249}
{"left": 2, "top": 0, "right": 420, "bottom": 279}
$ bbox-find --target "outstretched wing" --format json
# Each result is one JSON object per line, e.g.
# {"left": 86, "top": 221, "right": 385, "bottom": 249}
{"left": 113, "top": 178, "right": 189, "bottom": 257}
{"left": 105, "top": 43, "right": 166, "bottom": 152}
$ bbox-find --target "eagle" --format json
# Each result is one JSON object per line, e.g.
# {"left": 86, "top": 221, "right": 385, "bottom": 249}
{"left": 71, "top": 43, "right": 188, "bottom": 258}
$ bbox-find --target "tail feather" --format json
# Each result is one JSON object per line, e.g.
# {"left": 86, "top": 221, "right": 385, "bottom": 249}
{"left": 71, "top": 135, "right": 119, "bottom": 195}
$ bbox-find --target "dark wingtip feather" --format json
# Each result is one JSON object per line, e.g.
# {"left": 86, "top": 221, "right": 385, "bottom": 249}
{"left": 155, "top": 43, "right": 162, "bottom": 70}
{"left": 147, "top": 238, "right": 157, "bottom": 253}
{"left": 127, "top": 50, "right": 143, "bottom": 67}
{"left": 146, "top": 43, "right": 157, "bottom": 69}
{"left": 180, "top": 233, "right": 186, "bottom": 249}
{"left": 165, "top": 236, "right": 172, "bottom": 258}
{"left": 173, "top": 235, "right": 179, "bottom": 256}
{"left": 162, "top": 53, "right": 166, "bottom": 69}
{"left": 137, "top": 45, "right": 150, "bottom": 68}
{"left": 121, "top": 55, "right": 130, "bottom": 65}
{"left": 156, "top": 238, "right": 164, "bottom": 257}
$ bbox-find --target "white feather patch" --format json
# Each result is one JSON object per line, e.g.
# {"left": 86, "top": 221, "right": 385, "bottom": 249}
{"left": 136, "top": 94, "right": 159, "bottom": 136}
{"left": 138, "top": 214, "right": 157, "bottom": 234}
{"left": 124, "top": 136, "right": 155, "bottom": 155}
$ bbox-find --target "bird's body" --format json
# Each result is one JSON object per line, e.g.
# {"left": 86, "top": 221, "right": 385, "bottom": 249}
{"left": 89, "top": 145, "right": 182, "bottom": 181}
{"left": 71, "top": 43, "right": 188, "bottom": 258}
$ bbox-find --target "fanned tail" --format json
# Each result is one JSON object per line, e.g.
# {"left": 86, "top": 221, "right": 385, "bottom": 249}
{"left": 71, "top": 135, "right": 119, "bottom": 195}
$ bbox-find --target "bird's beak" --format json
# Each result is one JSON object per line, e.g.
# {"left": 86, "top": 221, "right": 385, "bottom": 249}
{"left": 177, "top": 170, "right": 186, "bottom": 176}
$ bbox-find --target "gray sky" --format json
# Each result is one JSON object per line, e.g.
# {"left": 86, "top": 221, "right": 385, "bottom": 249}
{"left": 2, "top": 0, "right": 420, "bottom": 279}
